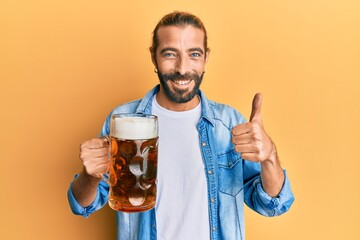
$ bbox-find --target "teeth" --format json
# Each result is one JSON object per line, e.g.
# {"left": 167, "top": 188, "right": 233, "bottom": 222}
{"left": 174, "top": 80, "right": 191, "bottom": 85}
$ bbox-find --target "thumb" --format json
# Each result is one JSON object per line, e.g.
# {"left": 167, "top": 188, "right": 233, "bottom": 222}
{"left": 249, "top": 93, "right": 263, "bottom": 122}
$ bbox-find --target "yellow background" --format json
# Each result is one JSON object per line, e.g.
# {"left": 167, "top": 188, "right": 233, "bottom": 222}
{"left": 1, "top": 0, "right": 359, "bottom": 239}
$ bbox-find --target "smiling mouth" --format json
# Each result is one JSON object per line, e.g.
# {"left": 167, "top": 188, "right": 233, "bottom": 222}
{"left": 172, "top": 80, "right": 192, "bottom": 85}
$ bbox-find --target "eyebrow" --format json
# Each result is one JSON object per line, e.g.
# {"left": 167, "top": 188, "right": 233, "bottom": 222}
{"left": 188, "top": 48, "right": 204, "bottom": 54}
{"left": 159, "top": 47, "right": 204, "bottom": 54}
{"left": 160, "top": 48, "right": 178, "bottom": 54}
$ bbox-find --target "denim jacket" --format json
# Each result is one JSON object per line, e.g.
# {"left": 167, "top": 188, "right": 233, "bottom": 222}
{"left": 68, "top": 85, "right": 294, "bottom": 240}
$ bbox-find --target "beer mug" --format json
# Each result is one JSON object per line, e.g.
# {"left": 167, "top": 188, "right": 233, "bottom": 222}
{"left": 104, "top": 113, "right": 158, "bottom": 212}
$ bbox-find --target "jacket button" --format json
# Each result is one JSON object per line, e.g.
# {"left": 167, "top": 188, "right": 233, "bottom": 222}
{"left": 202, "top": 142, "right": 206, "bottom": 147}
{"left": 208, "top": 170, "right": 213, "bottom": 175}
{"left": 211, "top": 198, "right": 215, "bottom": 203}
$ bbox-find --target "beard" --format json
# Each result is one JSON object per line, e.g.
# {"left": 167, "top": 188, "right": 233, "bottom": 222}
{"left": 157, "top": 70, "right": 204, "bottom": 103}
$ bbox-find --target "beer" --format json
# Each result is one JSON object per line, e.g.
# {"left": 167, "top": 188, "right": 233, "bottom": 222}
{"left": 108, "top": 114, "right": 158, "bottom": 212}
{"left": 108, "top": 137, "right": 158, "bottom": 212}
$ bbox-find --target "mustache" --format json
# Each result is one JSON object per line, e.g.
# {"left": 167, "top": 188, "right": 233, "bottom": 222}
{"left": 160, "top": 72, "right": 201, "bottom": 81}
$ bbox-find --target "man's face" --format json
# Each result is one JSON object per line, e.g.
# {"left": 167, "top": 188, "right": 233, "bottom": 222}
{"left": 152, "top": 25, "right": 209, "bottom": 104}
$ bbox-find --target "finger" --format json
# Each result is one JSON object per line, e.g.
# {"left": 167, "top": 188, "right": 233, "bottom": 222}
{"left": 232, "top": 133, "right": 253, "bottom": 145}
{"left": 232, "top": 123, "right": 252, "bottom": 136}
{"left": 85, "top": 161, "right": 110, "bottom": 178}
{"left": 82, "top": 138, "right": 109, "bottom": 149}
{"left": 92, "top": 157, "right": 110, "bottom": 167}
{"left": 83, "top": 156, "right": 110, "bottom": 169}
{"left": 250, "top": 93, "right": 263, "bottom": 122}
{"left": 234, "top": 144, "right": 259, "bottom": 154}
{"left": 240, "top": 153, "right": 262, "bottom": 162}
{"left": 80, "top": 148, "right": 109, "bottom": 160}
{"left": 233, "top": 121, "right": 262, "bottom": 137}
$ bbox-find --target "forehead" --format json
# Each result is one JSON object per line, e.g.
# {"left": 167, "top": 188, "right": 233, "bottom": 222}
{"left": 156, "top": 25, "right": 205, "bottom": 51}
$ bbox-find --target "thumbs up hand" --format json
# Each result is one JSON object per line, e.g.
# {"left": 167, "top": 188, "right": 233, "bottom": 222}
{"left": 232, "top": 93, "right": 277, "bottom": 163}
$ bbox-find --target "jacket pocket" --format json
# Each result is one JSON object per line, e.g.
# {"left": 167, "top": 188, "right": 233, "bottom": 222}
{"left": 217, "top": 150, "right": 243, "bottom": 196}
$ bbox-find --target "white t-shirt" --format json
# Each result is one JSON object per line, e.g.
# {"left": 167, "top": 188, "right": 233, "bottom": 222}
{"left": 152, "top": 97, "right": 210, "bottom": 240}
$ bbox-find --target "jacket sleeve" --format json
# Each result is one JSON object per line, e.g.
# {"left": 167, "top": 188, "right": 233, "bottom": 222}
{"left": 67, "top": 175, "right": 109, "bottom": 218}
{"left": 243, "top": 160, "right": 295, "bottom": 217}
{"left": 67, "top": 112, "right": 112, "bottom": 217}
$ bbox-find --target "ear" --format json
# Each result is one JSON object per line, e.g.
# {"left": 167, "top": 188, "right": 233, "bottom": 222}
{"left": 204, "top": 48, "right": 210, "bottom": 65}
{"left": 149, "top": 47, "right": 156, "bottom": 66}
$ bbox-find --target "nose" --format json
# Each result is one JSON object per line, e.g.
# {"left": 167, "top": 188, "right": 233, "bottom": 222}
{"left": 175, "top": 55, "right": 190, "bottom": 75}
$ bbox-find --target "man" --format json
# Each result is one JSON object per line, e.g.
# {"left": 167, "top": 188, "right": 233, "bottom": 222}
{"left": 68, "top": 11, "right": 294, "bottom": 240}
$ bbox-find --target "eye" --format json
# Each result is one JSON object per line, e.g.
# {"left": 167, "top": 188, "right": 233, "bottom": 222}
{"left": 162, "top": 52, "right": 176, "bottom": 58}
{"left": 190, "top": 52, "right": 202, "bottom": 58}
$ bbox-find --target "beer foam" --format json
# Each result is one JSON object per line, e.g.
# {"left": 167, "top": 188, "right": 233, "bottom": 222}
{"left": 111, "top": 116, "right": 158, "bottom": 140}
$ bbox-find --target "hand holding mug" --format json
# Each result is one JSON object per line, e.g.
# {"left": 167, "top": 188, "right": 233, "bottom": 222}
{"left": 79, "top": 138, "right": 110, "bottom": 179}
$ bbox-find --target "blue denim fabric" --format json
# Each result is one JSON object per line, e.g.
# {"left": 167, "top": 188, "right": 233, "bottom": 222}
{"left": 68, "top": 85, "right": 294, "bottom": 240}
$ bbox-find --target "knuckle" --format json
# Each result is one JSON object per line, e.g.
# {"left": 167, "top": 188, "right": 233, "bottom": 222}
{"left": 80, "top": 143, "right": 86, "bottom": 151}
{"left": 79, "top": 151, "right": 88, "bottom": 161}
{"left": 82, "top": 159, "right": 91, "bottom": 167}
{"left": 80, "top": 150, "right": 90, "bottom": 160}
{"left": 86, "top": 169, "right": 95, "bottom": 176}
{"left": 250, "top": 132, "right": 257, "bottom": 141}
{"left": 250, "top": 123, "right": 261, "bottom": 132}
{"left": 254, "top": 141, "right": 261, "bottom": 151}
{"left": 249, "top": 123, "right": 257, "bottom": 131}
{"left": 253, "top": 132, "right": 263, "bottom": 141}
